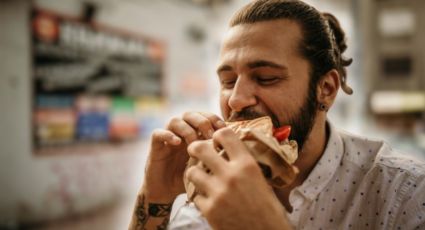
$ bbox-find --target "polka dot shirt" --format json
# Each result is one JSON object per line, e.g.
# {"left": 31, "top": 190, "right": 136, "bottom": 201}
{"left": 169, "top": 123, "right": 425, "bottom": 230}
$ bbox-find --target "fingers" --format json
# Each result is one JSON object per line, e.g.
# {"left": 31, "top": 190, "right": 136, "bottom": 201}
{"left": 198, "top": 112, "right": 227, "bottom": 130}
{"left": 187, "top": 140, "right": 227, "bottom": 174}
{"left": 166, "top": 112, "right": 226, "bottom": 145}
{"left": 212, "top": 127, "right": 249, "bottom": 160}
{"left": 192, "top": 194, "right": 210, "bottom": 214}
{"left": 183, "top": 112, "right": 226, "bottom": 139}
{"left": 183, "top": 112, "right": 215, "bottom": 139}
{"left": 186, "top": 165, "right": 213, "bottom": 196}
{"left": 151, "top": 129, "right": 181, "bottom": 149}
{"left": 167, "top": 117, "right": 198, "bottom": 144}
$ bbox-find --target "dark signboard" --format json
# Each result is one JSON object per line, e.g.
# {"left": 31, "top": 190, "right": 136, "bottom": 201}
{"left": 31, "top": 8, "right": 165, "bottom": 151}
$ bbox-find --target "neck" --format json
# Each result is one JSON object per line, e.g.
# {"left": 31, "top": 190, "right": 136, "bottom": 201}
{"left": 274, "top": 117, "right": 329, "bottom": 212}
{"left": 294, "top": 118, "right": 328, "bottom": 183}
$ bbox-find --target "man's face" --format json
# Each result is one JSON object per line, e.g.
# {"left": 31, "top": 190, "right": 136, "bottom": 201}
{"left": 217, "top": 19, "right": 318, "bottom": 149}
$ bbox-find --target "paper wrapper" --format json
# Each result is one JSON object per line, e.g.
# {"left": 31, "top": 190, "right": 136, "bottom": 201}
{"left": 184, "top": 117, "right": 299, "bottom": 201}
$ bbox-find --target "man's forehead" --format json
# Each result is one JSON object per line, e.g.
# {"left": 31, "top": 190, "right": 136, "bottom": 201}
{"left": 218, "top": 19, "right": 304, "bottom": 66}
{"left": 220, "top": 19, "right": 303, "bottom": 59}
{"left": 222, "top": 19, "right": 303, "bottom": 47}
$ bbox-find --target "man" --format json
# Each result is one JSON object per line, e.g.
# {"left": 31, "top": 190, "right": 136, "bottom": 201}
{"left": 129, "top": 0, "right": 425, "bottom": 229}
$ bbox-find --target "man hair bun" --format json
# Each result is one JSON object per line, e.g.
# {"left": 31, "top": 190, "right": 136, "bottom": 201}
{"left": 322, "top": 12, "right": 353, "bottom": 95}
{"left": 323, "top": 13, "right": 348, "bottom": 54}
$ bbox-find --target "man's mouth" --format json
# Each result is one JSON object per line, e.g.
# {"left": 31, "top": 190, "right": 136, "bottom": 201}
{"left": 227, "top": 109, "right": 264, "bottom": 122}
{"left": 227, "top": 108, "right": 281, "bottom": 128}
{"left": 227, "top": 112, "right": 249, "bottom": 122}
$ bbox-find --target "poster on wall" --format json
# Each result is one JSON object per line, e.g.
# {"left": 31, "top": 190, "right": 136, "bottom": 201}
{"left": 31, "top": 8, "right": 166, "bottom": 153}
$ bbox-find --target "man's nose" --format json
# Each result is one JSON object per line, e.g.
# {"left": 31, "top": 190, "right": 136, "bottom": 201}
{"left": 228, "top": 77, "right": 257, "bottom": 112}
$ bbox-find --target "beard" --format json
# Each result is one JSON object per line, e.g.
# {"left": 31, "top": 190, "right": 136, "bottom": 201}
{"left": 226, "top": 81, "right": 318, "bottom": 151}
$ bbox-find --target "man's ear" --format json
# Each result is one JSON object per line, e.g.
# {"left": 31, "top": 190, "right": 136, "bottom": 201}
{"left": 317, "top": 69, "right": 340, "bottom": 110}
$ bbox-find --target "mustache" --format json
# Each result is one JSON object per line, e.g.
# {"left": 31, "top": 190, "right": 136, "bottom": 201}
{"left": 227, "top": 108, "right": 280, "bottom": 127}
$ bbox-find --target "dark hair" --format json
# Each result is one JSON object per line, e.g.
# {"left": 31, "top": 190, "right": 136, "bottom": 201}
{"left": 229, "top": 0, "right": 353, "bottom": 95}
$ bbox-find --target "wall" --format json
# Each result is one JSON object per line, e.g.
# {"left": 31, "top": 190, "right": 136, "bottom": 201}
{"left": 0, "top": 1, "right": 146, "bottom": 226}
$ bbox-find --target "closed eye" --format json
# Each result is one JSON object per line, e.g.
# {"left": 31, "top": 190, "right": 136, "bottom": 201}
{"left": 255, "top": 76, "right": 281, "bottom": 85}
{"left": 221, "top": 79, "right": 236, "bottom": 89}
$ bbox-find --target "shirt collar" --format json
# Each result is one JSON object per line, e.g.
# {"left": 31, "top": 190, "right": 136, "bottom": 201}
{"left": 291, "top": 121, "right": 344, "bottom": 201}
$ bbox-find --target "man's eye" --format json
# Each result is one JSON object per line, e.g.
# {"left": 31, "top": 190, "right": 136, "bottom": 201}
{"left": 221, "top": 80, "right": 236, "bottom": 89}
{"left": 256, "top": 76, "right": 280, "bottom": 85}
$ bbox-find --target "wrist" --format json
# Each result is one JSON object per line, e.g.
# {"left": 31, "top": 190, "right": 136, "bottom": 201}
{"left": 141, "top": 184, "right": 178, "bottom": 204}
{"left": 129, "top": 191, "right": 173, "bottom": 230}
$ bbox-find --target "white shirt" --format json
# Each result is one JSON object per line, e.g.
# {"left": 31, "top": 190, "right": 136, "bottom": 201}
{"left": 169, "top": 123, "right": 425, "bottom": 230}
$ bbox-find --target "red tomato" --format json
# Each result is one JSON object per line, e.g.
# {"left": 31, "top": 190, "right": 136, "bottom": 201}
{"left": 273, "top": 126, "right": 291, "bottom": 142}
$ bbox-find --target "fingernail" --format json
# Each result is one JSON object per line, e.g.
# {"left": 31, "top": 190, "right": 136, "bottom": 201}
{"left": 207, "top": 130, "right": 213, "bottom": 138}
{"left": 216, "top": 120, "right": 226, "bottom": 128}
{"left": 172, "top": 136, "right": 181, "bottom": 144}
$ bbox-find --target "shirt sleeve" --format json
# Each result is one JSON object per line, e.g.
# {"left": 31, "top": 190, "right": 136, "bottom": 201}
{"left": 168, "top": 202, "right": 212, "bottom": 230}
{"left": 393, "top": 170, "right": 425, "bottom": 230}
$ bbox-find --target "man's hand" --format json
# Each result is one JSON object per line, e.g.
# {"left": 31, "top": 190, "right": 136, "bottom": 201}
{"left": 144, "top": 111, "right": 226, "bottom": 200}
{"left": 185, "top": 127, "right": 292, "bottom": 230}
{"left": 129, "top": 112, "right": 225, "bottom": 230}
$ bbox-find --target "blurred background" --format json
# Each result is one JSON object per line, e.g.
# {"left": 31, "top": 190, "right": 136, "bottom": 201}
{"left": 0, "top": 0, "right": 424, "bottom": 229}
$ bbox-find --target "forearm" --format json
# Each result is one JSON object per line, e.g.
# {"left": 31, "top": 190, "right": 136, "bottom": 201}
{"left": 128, "top": 191, "right": 174, "bottom": 230}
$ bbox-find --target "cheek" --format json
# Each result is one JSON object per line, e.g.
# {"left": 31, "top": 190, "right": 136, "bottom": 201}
{"left": 263, "top": 88, "right": 306, "bottom": 123}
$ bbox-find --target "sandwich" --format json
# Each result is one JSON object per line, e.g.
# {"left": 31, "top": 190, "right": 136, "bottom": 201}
{"left": 184, "top": 116, "right": 299, "bottom": 201}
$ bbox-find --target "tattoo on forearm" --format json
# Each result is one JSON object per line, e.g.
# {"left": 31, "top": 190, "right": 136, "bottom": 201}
{"left": 135, "top": 194, "right": 149, "bottom": 227}
{"left": 148, "top": 203, "right": 172, "bottom": 217}
{"left": 133, "top": 194, "right": 173, "bottom": 229}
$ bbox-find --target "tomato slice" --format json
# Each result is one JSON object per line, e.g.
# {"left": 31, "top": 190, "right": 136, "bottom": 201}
{"left": 273, "top": 126, "right": 291, "bottom": 142}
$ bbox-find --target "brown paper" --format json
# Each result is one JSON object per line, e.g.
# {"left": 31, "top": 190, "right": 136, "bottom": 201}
{"left": 184, "top": 116, "right": 299, "bottom": 201}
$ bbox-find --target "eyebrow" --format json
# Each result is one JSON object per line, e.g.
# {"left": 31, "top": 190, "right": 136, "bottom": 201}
{"left": 216, "top": 60, "right": 287, "bottom": 74}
